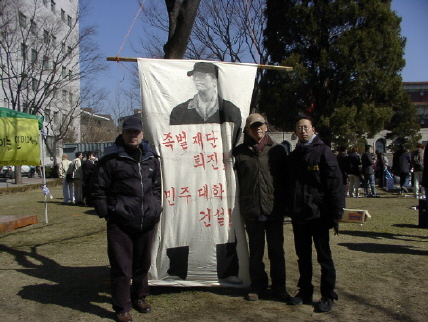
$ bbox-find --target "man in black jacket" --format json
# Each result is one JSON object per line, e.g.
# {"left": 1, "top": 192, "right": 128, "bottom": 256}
{"left": 91, "top": 117, "right": 162, "bottom": 322}
{"left": 233, "top": 113, "right": 301, "bottom": 305}
{"left": 286, "top": 116, "right": 345, "bottom": 313}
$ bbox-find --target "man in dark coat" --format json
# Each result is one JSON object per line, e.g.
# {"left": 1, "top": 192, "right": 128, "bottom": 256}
{"left": 81, "top": 151, "right": 97, "bottom": 206}
{"left": 233, "top": 113, "right": 301, "bottom": 305}
{"left": 91, "top": 117, "right": 162, "bottom": 322}
{"left": 361, "top": 145, "right": 377, "bottom": 197}
{"left": 392, "top": 144, "right": 412, "bottom": 194}
{"left": 286, "top": 116, "right": 345, "bottom": 313}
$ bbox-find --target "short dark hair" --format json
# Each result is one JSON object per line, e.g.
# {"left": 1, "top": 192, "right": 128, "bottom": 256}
{"left": 295, "top": 115, "right": 314, "bottom": 127}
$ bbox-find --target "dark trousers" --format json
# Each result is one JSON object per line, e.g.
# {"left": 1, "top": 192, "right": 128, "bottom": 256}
{"left": 245, "top": 218, "right": 285, "bottom": 294}
{"left": 107, "top": 222, "right": 154, "bottom": 313}
{"left": 292, "top": 220, "right": 336, "bottom": 298}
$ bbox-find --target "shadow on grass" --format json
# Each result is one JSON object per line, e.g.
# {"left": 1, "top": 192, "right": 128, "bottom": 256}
{"left": 151, "top": 285, "right": 247, "bottom": 298}
{"left": 0, "top": 244, "right": 113, "bottom": 319}
{"left": 338, "top": 242, "right": 428, "bottom": 255}
{"left": 339, "top": 229, "right": 428, "bottom": 241}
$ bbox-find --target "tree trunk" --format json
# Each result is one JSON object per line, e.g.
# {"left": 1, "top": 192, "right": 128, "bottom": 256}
{"left": 14, "top": 166, "right": 23, "bottom": 184}
{"left": 164, "top": 0, "right": 201, "bottom": 59}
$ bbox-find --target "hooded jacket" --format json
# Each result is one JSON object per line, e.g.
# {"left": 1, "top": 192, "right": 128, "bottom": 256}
{"left": 91, "top": 135, "right": 162, "bottom": 231}
{"left": 232, "top": 134, "right": 287, "bottom": 221}
{"left": 286, "top": 135, "right": 345, "bottom": 227}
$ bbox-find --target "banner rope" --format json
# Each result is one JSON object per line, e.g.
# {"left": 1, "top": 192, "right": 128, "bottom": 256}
{"left": 115, "top": 0, "right": 146, "bottom": 59}
{"left": 114, "top": 0, "right": 147, "bottom": 81}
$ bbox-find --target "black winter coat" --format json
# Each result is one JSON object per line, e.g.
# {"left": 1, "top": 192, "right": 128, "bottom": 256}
{"left": 286, "top": 135, "right": 345, "bottom": 227}
{"left": 232, "top": 135, "right": 287, "bottom": 221}
{"left": 91, "top": 136, "right": 162, "bottom": 231}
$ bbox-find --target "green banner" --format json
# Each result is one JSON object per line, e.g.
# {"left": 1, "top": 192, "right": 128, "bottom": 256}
{"left": 0, "top": 107, "right": 44, "bottom": 130}
{"left": 0, "top": 107, "right": 42, "bottom": 166}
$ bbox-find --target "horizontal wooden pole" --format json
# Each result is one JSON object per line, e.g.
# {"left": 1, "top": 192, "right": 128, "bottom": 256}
{"left": 106, "top": 57, "right": 293, "bottom": 71}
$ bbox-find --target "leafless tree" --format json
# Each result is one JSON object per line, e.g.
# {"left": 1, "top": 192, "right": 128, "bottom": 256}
{"left": 0, "top": 0, "right": 106, "bottom": 181}
{"left": 137, "top": 0, "right": 267, "bottom": 110}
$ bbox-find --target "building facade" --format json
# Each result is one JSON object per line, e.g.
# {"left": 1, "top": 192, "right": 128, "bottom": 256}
{"left": 0, "top": 0, "right": 80, "bottom": 166}
{"left": 403, "top": 82, "right": 428, "bottom": 128}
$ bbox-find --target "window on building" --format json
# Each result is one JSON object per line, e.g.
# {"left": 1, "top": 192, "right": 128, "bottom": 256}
{"left": 52, "top": 61, "right": 57, "bottom": 73}
{"left": 61, "top": 42, "right": 65, "bottom": 54}
{"left": 51, "top": 35, "right": 56, "bottom": 46}
{"left": 62, "top": 66, "right": 67, "bottom": 78}
{"left": 51, "top": 0, "right": 56, "bottom": 14}
{"left": 68, "top": 69, "right": 72, "bottom": 80}
{"left": 21, "top": 43, "right": 27, "bottom": 59}
{"left": 30, "top": 19, "right": 37, "bottom": 35}
{"left": 43, "top": 0, "right": 48, "bottom": 8}
{"left": 67, "top": 15, "right": 72, "bottom": 27}
{"left": 62, "top": 90, "right": 67, "bottom": 102}
{"left": 32, "top": 78, "right": 39, "bottom": 91}
{"left": 45, "top": 108, "right": 50, "bottom": 120}
{"left": 69, "top": 92, "right": 73, "bottom": 105}
{"left": 61, "top": 9, "right": 65, "bottom": 21}
{"left": 19, "top": 12, "right": 27, "bottom": 28}
{"left": 43, "top": 30, "right": 49, "bottom": 44}
{"left": 67, "top": 46, "right": 72, "bottom": 55}
{"left": 54, "top": 111, "right": 59, "bottom": 124}
{"left": 22, "top": 102, "right": 29, "bottom": 114}
{"left": 43, "top": 56, "right": 50, "bottom": 70}
{"left": 31, "top": 49, "right": 37, "bottom": 63}
{"left": 21, "top": 78, "right": 28, "bottom": 90}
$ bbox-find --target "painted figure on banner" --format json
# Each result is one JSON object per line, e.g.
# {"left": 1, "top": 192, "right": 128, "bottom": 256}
{"left": 138, "top": 58, "right": 258, "bottom": 288}
{"left": 169, "top": 62, "right": 242, "bottom": 147}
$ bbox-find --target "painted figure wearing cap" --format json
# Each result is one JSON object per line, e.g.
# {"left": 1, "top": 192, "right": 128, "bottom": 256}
{"left": 169, "top": 62, "right": 242, "bottom": 146}
{"left": 91, "top": 117, "right": 162, "bottom": 321}
{"left": 232, "top": 113, "right": 301, "bottom": 304}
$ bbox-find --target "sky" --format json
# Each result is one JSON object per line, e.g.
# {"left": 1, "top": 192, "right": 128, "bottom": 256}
{"left": 83, "top": 0, "right": 428, "bottom": 108}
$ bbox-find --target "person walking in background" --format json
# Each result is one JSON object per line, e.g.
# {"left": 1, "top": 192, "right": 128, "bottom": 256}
{"left": 59, "top": 154, "right": 74, "bottom": 204}
{"left": 286, "top": 116, "right": 345, "bottom": 313}
{"left": 346, "top": 146, "right": 361, "bottom": 197}
{"left": 81, "top": 151, "right": 97, "bottom": 206}
{"left": 233, "top": 113, "right": 301, "bottom": 305}
{"left": 411, "top": 143, "right": 425, "bottom": 199}
{"left": 361, "top": 145, "right": 377, "bottom": 197}
{"left": 336, "top": 146, "right": 349, "bottom": 196}
{"left": 91, "top": 117, "right": 162, "bottom": 322}
{"left": 375, "top": 150, "right": 388, "bottom": 188}
{"left": 72, "top": 152, "right": 84, "bottom": 205}
{"left": 392, "top": 144, "right": 412, "bottom": 194}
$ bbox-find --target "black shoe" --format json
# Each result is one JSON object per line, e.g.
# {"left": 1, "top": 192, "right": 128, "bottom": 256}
{"left": 273, "top": 290, "right": 302, "bottom": 305}
{"left": 116, "top": 312, "right": 133, "bottom": 322}
{"left": 133, "top": 299, "right": 151, "bottom": 313}
{"left": 295, "top": 292, "right": 313, "bottom": 305}
{"left": 314, "top": 297, "right": 334, "bottom": 313}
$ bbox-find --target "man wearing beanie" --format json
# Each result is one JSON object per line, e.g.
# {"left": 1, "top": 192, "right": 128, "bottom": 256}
{"left": 91, "top": 117, "right": 162, "bottom": 322}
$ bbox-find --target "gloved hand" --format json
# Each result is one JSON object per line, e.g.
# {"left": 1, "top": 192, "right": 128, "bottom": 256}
{"left": 333, "top": 219, "right": 339, "bottom": 235}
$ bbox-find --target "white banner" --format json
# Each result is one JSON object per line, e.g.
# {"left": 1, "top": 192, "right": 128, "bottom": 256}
{"left": 138, "top": 58, "right": 257, "bottom": 287}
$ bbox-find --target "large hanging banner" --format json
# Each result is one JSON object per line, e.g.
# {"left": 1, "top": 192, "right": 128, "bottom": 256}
{"left": 0, "top": 107, "right": 41, "bottom": 166}
{"left": 138, "top": 58, "right": 257, "bottom": 287}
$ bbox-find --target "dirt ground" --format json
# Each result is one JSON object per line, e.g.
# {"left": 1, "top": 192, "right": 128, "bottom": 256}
{"left": 1, "top": 185, "right": 427, "bottom": 321}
